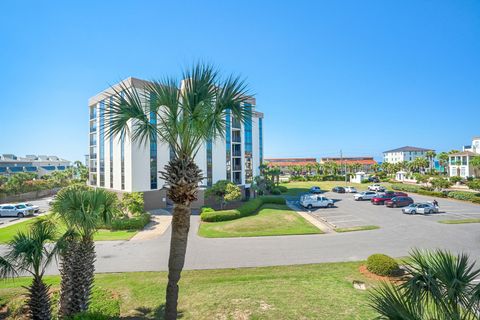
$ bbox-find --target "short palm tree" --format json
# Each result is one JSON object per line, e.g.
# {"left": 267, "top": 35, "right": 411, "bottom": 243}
{"left": 106, "top": 63, "right": 250, "bottom": 319}
{"left": 0, "top": 219, "right": 60, "bottom": 320}
{"left": 52, "top": 185, "right": 117, "bottom": 318}
{"left": 370, "top": 249, "right": 480, "bottom": 319}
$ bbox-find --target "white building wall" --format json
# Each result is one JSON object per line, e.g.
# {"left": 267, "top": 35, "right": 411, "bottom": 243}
{"left": 251, "top": 115, "right": 260, "bottom": 179}
{"left": 212, "top": 138, "right": 227, "bottom": 183}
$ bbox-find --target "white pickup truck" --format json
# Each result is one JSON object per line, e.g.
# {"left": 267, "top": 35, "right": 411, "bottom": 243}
{"left": 300, "top": 194, "right": 334, "bottom": 209}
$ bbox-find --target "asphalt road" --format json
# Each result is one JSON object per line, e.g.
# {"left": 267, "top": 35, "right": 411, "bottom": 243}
{"left": 1, "top": 193, "right": 479, "bottom": 275}
{"left": 0, "top": 197, "right": 52, "bottom": 226}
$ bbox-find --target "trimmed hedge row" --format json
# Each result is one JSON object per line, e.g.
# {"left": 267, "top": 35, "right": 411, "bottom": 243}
{"left": 447, "top": 191, "right": 480, "bottom": 202}
{"left": 200, "top": 196, "right": 286, "bottom": 222}
{"left": 392, "top": 184, "right": 480, "bottom": 203}
{"left": 290, "top": 175, "right": 346, "bottom": 182}
{"left": 98, "top": 213, "right": 151, "bottom": 231}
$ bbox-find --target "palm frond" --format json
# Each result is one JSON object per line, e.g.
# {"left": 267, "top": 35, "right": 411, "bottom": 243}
{"left": 369, "top": 282, "right": 423, "bottom": 320}
{"left": 0, "top": 256, "right": 18, "bottom": 278}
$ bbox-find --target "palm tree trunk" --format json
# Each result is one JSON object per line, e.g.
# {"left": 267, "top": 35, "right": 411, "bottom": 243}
{"left": 165, "top": 203, "right": 190, "bottom": 319}
{"left": 28, "top": 276, "right": 52, "bottom": 320}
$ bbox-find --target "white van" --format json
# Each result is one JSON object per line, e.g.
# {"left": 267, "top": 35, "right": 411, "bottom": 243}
{"left": 300, "top": 194, "right": 334, "bottom": 209}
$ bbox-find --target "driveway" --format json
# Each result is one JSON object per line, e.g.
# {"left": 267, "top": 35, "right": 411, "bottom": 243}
{"left": 0, "top": 195, "right": 479, "bottom": 275}
{"left": 0, "top": 196, "right": 52, "bottom": 227}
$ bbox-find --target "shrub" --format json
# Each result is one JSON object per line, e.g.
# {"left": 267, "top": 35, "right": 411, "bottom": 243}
{"left": 201, "top": 196, "right": 286, "bottom": 222}
{"left": 120, "top": 192, "right": 145, "bottom": 216}
{"left": 447, "top": 191, "right": 480, "bottom": 202}
{"left": 467, "top": 179, "right": 480, "bottom": 191}
{"left": 450, "top": 176, "right": 463, "bottom": 184}
{"left": 391, "top": 184, "right": 419, "bottom": 193}
{"left": 430, "top": 177, "right": 452, "bottom": 190}
{"left": 366, "top": 254, "right": 399, "bottom": 276}
{"left": 271, "top": 188, "right": 282, "bottom": 195}
{"left": 105, "top": 213, "right": 151, "bottom": 230}
{"left": 277, "top": 185, "right": 288, "bottom": 193}
{"left": 201, "top": 207, "right": 214, "bottom": 213}
{"left": 417, "top": 189, "right": 447, "bottom": 198}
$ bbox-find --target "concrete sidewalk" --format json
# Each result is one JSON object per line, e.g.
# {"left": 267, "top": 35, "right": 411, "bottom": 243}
{"left": 130, "top": 215, "right": 172, "bottom": 241}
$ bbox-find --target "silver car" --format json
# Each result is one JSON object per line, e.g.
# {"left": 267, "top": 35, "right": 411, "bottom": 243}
{"left": 0, "top": 204, "right": 35, "bottom": 218}
{"left": 354, "top": 191, "right": 377, "bottom": 201}
{"left": 402, "top": 203, "right": 439, "bottom": 215}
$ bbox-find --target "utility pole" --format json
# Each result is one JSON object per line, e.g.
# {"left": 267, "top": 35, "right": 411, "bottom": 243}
{"left": 341, "top": 150, "right": 347, "bottom": 186}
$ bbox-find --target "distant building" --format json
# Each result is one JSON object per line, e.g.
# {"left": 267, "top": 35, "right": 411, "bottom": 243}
{"left": 320, "top": 157, "right": 377, "bottom": 173}
{"left": 448, "top": 137, "right": 480, "bottom": 178}
{"left": 0, "top": 154, "right": 71, "bottom": 177}
{"left": 383, "top": 146, "right": 433, "bottom": 164}
{"left": 265, "top": 158, "right": 317, "bottom": 174}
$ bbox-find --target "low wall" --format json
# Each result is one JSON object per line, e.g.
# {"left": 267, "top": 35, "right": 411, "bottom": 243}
{"left": 0, "top": 188, "right": 61, "bottom": 204}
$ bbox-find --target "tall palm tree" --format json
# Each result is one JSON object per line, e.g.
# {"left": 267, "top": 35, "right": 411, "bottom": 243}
{"left": 0, "top": 219, "right": 60, "bottom": 320}
{"left": 438, "top": 152, "right": 450, "bottom": 175}
{"left": 470, "top": 155, "right": 480, "bottom": 177}
{"left": 52, "top": 185, "right": 117, "bottom": 318}
{"left": 370, "top": 249, "right": 480, "bottom": 319}
{"left": 106, "top": 63, "right": 250, "bottom": 319}
{"left": 426, "top": 150, "right": 437, "bottom": 173}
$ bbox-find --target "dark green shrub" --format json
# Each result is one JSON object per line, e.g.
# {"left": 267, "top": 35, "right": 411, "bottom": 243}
{"left": 105, "top": 213, "right": 151, "bottom": 230}
{"left": 391, "top": 184, "right": 419, "bottom": 193}
{"left": 417, "top": 189, "right": 447, "bottom": 198}
{"left": 466, "top": 179, "right": 480, "bottom": 191}
{"left": 201, "top": 207, "right": 214, "bottom": 213}
{"left": 271, "top": 188, "right": 282, "bottom": 195}
{"left": 450, "top": 176, "right": 463, "bottom": 184}
{"left": 201, "top": 196, "right": 286, "bottom": 222}
{"left": 447, "top": 191, "right": 480, "bottom": 202}
{"left": 366, "top": 254, "right": 399, "bottom": 276}
{"left": 277, "top": 185, "right": 288, "bottom": 193}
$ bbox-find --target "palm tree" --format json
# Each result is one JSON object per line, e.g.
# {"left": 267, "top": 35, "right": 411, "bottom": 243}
{"left": 0, "top": 219, "right": 60, "bottom": 320}
{"left": 438, "top": 152, "right": 450, "bottom": 175}
{"left": 371, "top": 163, "right": 380, "bottom": 173}
{"left": 106, "top": 63, "right": 250, "bottom": 319}
{"left": 52, "top": 185, "right": 117, "bottom": 318}
{"left": 426, "top": 150, "right": 437, "bottom": 173}
{"left": 470, "top": 156, "right": 480, "bottom": 177}
{"left": 370, "top": 249, "right": 480, "bottom": 319}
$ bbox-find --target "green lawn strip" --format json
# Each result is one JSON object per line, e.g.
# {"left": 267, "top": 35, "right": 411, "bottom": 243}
{"left": 438, "top": 218, "right": 480, "bottom": 224}
{"left": 0, "top": 261, "right": 378, "bottom": 319}
{"left": 0, "top": 215, "right": 139, "bottom": 243}
{"left": 198, "top": 203, "right": 323, "bottom": 238}
{"left": 335, "top": 225, "right": 380, "bottom": 233}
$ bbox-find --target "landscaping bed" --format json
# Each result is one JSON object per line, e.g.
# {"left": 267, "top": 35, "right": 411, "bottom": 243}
{"left": 198, "top": 203, "right": 322, "bottom": 238}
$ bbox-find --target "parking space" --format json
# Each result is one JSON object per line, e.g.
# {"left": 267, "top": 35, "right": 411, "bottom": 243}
{"left": 0, "top": 196, "right": 52, "bottom": 227}
{"left": 289, "top": 190, "right": 480, "bottom": 230}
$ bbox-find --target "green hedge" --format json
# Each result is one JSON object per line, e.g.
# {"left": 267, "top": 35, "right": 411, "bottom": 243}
{"left": 200, "top": 196, "right": 286, "bottom": 222}
{"left": 447, "top": 191, "right": 480, "bottom": 202}
{"left": 391, "top": 184, "right": 419, "bottom": 193}
{"left": 366, "top": 254, "right": 399, "bottom": 276}
{"left": 417, "top": 189, "right": 447, "bottom": 198}
{"left": 103, "top": 213, "right": 151, "bottom": 231}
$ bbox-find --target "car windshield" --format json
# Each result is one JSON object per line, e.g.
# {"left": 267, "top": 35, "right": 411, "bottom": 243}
{"left": 26, "top": 203, "right": 33, "bottom": 206}
{"left": 15, "top": 205, "right": 26, "bottom": 209}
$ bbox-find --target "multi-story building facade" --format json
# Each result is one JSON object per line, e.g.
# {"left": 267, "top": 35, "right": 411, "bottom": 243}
{"left": 0, "top": 154, "right": 70, "bottom": 177}
{"left": 383, "top": 146, "right": 433, "bottom": 164}
{"left": 448, "top": 136, "right": 480, "bottom": 178}
{"left": 88, "top": 77, "right": 264, "bottom": 209}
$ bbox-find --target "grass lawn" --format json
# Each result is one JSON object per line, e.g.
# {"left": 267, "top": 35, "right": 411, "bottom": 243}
{"left": 335, "top": 225, "right": 380, "bottom": 233}
{"left": 198, "top": 204, "right": 323, "bottom": 238}
{"left": 279, "top": 181, "right": 393, "bottom": 197}
{"left": 0, "top": 215, "right": 139, "bottom": 244}
{"left": 438, "top": 218, "right": 480, "bottom": 224}
{"left": 0, "top": 261, "right": 379, "bottom": 319}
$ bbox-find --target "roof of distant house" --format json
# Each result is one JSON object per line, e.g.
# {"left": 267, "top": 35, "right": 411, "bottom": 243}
{"left": 265, "top": 158, "right": 317, "bottom": 167}
{"left": 320, "top": 157, "right": 377, "bottom": 165}
{"left": 383, "top": 146, "right": 433, "bottom": 153}
{"left": 448, "top": 151, "right": 478, "bottom": 157}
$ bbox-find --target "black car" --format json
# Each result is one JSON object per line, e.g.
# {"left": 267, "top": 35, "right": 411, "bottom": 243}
{"left": 331, "top": 186, "right": 345, "bottom": 193}
{"left": 368, "top": 176, "right": 380, "bottom": 183}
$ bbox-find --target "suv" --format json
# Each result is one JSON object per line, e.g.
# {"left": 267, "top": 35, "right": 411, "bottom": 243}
{"left": 354, "top": 191, "right": 377, "bottom": 201}
{"left": 331, "top": 186, "right": 345, "bottom": 193}
{"left": 368, "top": 184, "right": 385, "bottom": 192}
{"left": 368, "top": 176, "right": 380, "bottom": 183}
{"left": 344, "top": 186, "right": 357, "bottom": 193}
{"left": 17, "top": 203, "right": 40, "bottom": 214}
{"left": 300, "top": 194, "right": 334, "bottom": 209}
{"left": 309, "top": 186, "right": 323, "bottom": 194}
{"left": 0, "top": 204, "right": 35, "bottom": 218}
{"left": 385, "top": 196, "right": 414, "bottom": 208}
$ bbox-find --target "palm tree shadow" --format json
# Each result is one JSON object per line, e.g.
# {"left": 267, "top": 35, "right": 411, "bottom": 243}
{"left": 120, "top": 304, "right": 183, "bottom": 319}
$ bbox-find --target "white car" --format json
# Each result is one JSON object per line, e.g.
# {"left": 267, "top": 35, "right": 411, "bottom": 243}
{"left": 0, "top": 204, "right": 35, "bottom": 218}
{"left": 344, "top": 186, "right": 357, "bottom": 193}
{"left": 300, "top": 194, "right": 334, "bottom": 209}
{"left": 17, "top": 203, "right": 40, "bottom": 214}
{"left": 354, "top": 191, "right": 378, "bottom": 201}
{"left": 368, "top": 184, "right": 385, "bottom": 192}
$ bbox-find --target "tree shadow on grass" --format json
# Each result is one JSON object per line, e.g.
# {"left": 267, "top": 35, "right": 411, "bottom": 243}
{"left": 120, "top": 304, "right": 184, "bottom": 319}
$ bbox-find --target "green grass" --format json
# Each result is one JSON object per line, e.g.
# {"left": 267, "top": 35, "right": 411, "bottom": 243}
{"left": 0, "top": 261, "right": 379, "bottom": 319}
{"left": 280, "top": 181, "right": 392, "bottom": 197}
{"left": 335, "top": 225, "right": 380, "bottom": 233}
{"left": 198, "top": 204, "right": 323, "bottom": 238}
{"left": 438, "top": 218, "right": 480, "bottom": 224}
{"left": 0, "top": 215, "right": 139, "bottom": 243}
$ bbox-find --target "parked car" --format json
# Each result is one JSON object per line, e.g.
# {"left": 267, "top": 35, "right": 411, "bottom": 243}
{"left": 309, "top": 186, "right": 323, "bottom": 194}
{"left": 331, "top": 186, "right": 346, "bottom": 193}
{"left": 0, "top": 204, "right": 35, "bottom": 218}
{"left": 300, "top": 194, "right": 334, "bottom": 209}
{"left": 371, "top": 193, "right": 396, "bottom": 205}
{"left": 383, "top": 191, "right": 408, "bottom": 197}
{"left": 368, "top": 184, "right": 385, "bottom": 192}
{"left": 368, "top": 176, "right": 380, "bottom": 183}
{"left": 385, "top": 196, "right": 414, "bottom": 208}
{"left": 17, "top": 203, "right": 40, "bottom": 214}
{"left": 354, "top": 191, "right": 378, "bottom": 201}
{"left": 344, "top": 186, "right": 357, "bottom": 193}
{"left": 402, "top": 203, "right": 439, "bottom": 215}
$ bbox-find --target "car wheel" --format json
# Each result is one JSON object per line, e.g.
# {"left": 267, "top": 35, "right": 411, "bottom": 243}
{"left": 358, "top": 197, "right": 363, "bottom": 201}
{"left": 410, "top": 211, "right": 416, "bottom": 215}
{"left": 328, "top": 203, "right": 333, "bottom": 208}
{"left": 307, "top": 204, "right": 312, "bottom": 210}
{"left": 392, "top": 203, "right": 397, "bottom": 208}
{"left": 426, "top": 210, "right": 432, "bottom": 214}
{"left": 17, "top": 212, "right": 24, "bottom": 218}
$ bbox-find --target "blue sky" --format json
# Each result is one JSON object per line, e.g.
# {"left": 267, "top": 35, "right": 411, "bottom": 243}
{"left": 1, "top": 0, "right": 479, "bottom": 162}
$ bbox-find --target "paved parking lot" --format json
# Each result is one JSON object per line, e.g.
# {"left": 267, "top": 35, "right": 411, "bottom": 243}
{"left": 290, "top": 191, "right": 480, "bottom": 229}
{"left": 0, "top": 197, "right": 52, "bottom": 227}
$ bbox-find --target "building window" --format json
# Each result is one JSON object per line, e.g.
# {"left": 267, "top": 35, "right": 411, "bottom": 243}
{"left": 150, "top": 92, "right": 158, "bottom": 190}
{"left": 226, "top": 109, "right": 231, "bottom": 181}
{"left": 244, "top": 103, "right": 253, "bottom": 184}
{"left": 109, "top": 97, "right": 114, "bottom": 188}
{"left": 206, "top": 139, "right": 213, "bottom": 187}
{"left": 99, "top": 100, "right": 105, "bottom": 187}
{"left": 89, "top": 104, "right": 97, "bottom": 186}
{"left": 120, "top": 92, "right": 125, "bottom": 190}
{"left": 259, "top": 117, "right": 263, "bottom": 165}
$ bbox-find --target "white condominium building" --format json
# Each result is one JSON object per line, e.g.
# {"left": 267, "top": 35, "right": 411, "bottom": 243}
{"left": 448, "top": 136, "right": 480, "bottom": 178}
{"left": 383, "top": 146, "right": 433, "bottom": 164}
{"left": 87, "top": 77, "right": 264, "bottom": 209}
{"left": 0, "top": 154, "right": 70, "bottom": 177}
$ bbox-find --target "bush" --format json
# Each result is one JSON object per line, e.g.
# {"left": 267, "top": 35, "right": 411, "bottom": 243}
{"left": 391, "top": 184, "right": 419, "bottom": 193}
{"left": 201, "top": 196, "right": 286, "bottom": 222}
{"left": 105, "top": 213, "right": 151, "bottom": 230}
{"left": 447, "top": 191, "right": 480, "bottom": 202}
{"left": 417, "top": 189, "right": 447, "bottom": 198}
{"left": 450, "top": 176, "right": 463, "bottom": 184}
{"left": 271, "top": 188, "right": 282, "bottom": 195}
{"left": 277, "top": 185, "right": 288, "bottom": 193}
{"left": 120, "top": 192, "right": 145, "bottom": 216}
{"left": 201, "top": 207, "right": 214, "bottom": 213}
{"left": 467, "top": 179, "right": 480, "bottom": 191}
{"left": 366, "top": 254, "right": 399, "bottom": 276}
